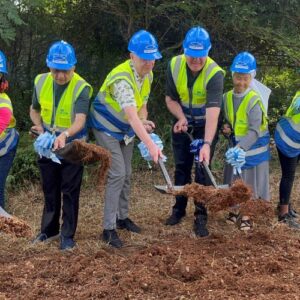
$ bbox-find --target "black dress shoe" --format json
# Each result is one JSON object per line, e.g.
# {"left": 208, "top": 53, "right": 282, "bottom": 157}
{"left": 117, "top": 218, "right": 141, "bottom": 233}
{"left": 102, "top": 229, "right": 123, "bottom": 248}
{"left": 165, "top": 209, "right": 186, "bottom": 226}
{"left": 194, "top": 215, "right": 209, "bottom": 237}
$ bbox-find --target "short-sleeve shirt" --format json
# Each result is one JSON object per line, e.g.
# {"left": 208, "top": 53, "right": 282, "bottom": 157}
{"left": 165, "top": 60, "right": 224, "bottom": 108}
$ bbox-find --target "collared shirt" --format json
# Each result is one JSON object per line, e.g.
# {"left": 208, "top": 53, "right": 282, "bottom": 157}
{"left": 112, "top": 61, "right": 147, "bottom": 109}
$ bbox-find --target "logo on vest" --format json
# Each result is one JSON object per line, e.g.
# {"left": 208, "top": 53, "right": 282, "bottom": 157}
{"left": 58, "top": 109, "right": 69, "bottom": 116}
{"left": 195, "top": 90, "right": 205, "bottom": 97}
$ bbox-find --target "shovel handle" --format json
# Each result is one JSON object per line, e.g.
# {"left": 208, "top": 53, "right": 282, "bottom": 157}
{"left": 202, "top": 161, "right": 218, "bottom": 189}
{"left": 158, "top": 158, "right": 173, "bottom": 189}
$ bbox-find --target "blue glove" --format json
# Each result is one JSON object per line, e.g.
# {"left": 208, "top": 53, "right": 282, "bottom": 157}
{"left": 225, "top": 146, "right": 246, "bottom": 175}
{"left": 292, "top": 97, "right": 300, "bottom": 112}
{"left": 34, "top": 132, "right": 61, "bottom": 164}
{"left": 190, "top": 139, "right": 204, "bottom": 162}
{"left": 137, "top": 133, "right": 166, "bottom": 162}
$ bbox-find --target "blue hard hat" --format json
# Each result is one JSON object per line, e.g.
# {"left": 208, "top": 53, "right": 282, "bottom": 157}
{"left": 0, "top": 50, "right": 8, "bottom": 74}
{"left": 183, "top": 27, "right": 212, "bottom": 58}
{"left": 128, "top": 30, "right": 162, "bottom": 60}
{"left": 46, "top": 40, "right": 77, "bottom": 70}
{"left": 230, "top": 52, "right": 256, "bottom": 73}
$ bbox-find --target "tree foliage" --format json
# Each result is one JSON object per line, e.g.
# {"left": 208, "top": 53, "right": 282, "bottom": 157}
{"left": 0, "top": 0, "right": 299, "bottom": 132}
{"left": 0, "top": 0, "right": 23, "bottom": 44}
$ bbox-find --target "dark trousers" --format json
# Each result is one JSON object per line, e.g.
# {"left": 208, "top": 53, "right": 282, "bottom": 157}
{"left": 277, "top": 148, "right": 300, "bottom": 205}
{"left": 38, "top": 157, "right": 84, "bottom": 238}
{"left": 0, "top": 147, "right": 17, "bottom": 208}
{"left": 172, "top": 126, "right": 218, "bottom": 214}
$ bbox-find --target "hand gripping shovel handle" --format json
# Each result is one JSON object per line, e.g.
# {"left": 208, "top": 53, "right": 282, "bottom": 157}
{"left": 30, "top": 129, "right": 73, "bottom": 161}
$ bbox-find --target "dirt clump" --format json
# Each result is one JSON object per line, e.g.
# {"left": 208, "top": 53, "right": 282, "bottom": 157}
{"left": 58, "top": 140, "right": 111, "bottom": 185}
{"left": 0, "top": 216, "right": 32, "bottom": 237}
{"left": 173, "top": 180, "right": 273, "bottom": 220}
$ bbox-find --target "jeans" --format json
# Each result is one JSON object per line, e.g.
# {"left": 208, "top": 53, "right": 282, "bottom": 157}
{"left": 0, "top": 147, "right": 17, "bottom": 208}
{"left": 277, "top": 147, "right": 300, "bottom": 205}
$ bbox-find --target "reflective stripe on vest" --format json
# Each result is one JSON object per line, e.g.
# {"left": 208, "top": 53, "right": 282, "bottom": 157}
{"left": 34, "top": 72, "right": 92, "bottom": 134}
{"left": 0, "top": 128, "right": 18, "bottom": 156}
{"left": 170, "top": 55, "right": 225, "bottom": 125}
{"left": 224, "top": 89, "right": 268, "bottom": 139}
{"left": 89, "top": 60, "right": 152, "bottom": 140}
{"left": 223, "top": 89, "right": 270, "bottom": 168}
{"left": 0, "top": 93, "right": 17, "bottom": 151}
{"left": 274, "top": 91, "right": 300, "bottom": 157}
{"left": 285, "top": 90, "right": 300, "bottom": 124}
{"left": 274, "top": 117, "right": 300, "bottom": 157}
{"left": 242, "top": 134, "right": 270, "bottom": 169}
{"left": 0, "top": 94, "right": 18, "bottom": 156}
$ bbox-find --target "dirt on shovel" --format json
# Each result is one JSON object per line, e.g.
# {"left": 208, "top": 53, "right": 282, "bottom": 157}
{"left": 174, "top": 179, "right": 273, "bottom": 219}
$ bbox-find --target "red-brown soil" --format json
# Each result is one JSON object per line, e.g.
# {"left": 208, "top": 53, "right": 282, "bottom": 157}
{"left": 0, "top": 164, "right": 300, "bottom": 299}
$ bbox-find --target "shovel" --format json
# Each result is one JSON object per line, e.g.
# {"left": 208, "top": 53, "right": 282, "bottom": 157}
{"left": 0, "top": 206, "right": 12, "bottom": 218}
{"left": 154, "top": 158, "right": 185, "bottom": 194}
{"left": 154, "top": 159, "right": 228, "bottom": 194}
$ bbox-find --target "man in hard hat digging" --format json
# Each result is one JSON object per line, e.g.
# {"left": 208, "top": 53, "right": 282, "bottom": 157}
{"left": 164, "top": 26, "right": 225, "bottom": 237}
{"left": 89, "top": 30, "right": 162, "bottom": 248}
{"left": 30, "top": 41, "right": 93, "bottom": 250}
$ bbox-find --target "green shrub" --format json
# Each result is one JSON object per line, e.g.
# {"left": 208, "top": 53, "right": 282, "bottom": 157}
{"left": 7, "top": 133, "right": 40, "bottom": 190}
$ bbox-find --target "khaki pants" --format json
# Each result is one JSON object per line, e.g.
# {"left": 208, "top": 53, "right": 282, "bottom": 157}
{"left": 93, "top": 129, "right": 134, "bottom": 230}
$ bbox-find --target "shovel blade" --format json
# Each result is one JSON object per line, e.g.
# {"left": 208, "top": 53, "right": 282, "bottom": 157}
{"left": 154, "top": 185, "right": 185, "bottom": 194}
{"left": 154, "top": 183, "right": 229, "bottom": 194}
{"left": 0, "top": 206, "right": 12, "bottom": 218}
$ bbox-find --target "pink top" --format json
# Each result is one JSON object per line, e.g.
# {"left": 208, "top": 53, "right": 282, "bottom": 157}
{"left": 0, "top": 107, "right": 12, "bottom": 134}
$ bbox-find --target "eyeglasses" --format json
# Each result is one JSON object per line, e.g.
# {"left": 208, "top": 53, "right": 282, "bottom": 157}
{"left": 50, "top": 68, "right": 72, "bottom": 75}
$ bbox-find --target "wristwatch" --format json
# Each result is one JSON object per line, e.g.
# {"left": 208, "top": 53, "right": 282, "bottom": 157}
{"left": 63, "top": 131, "right": 70, "bottom": 138}
{"left": 203, "top": 140, "right": 212, "bottom": 146}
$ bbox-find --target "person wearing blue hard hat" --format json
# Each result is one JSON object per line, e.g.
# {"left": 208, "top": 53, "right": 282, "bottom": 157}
{"left": 274, "top": 89, "right": 300, "bottom": 229}
{"left": 30, "top": 41, "right": 93, "bottom": 250}
{"left": 222, "top": 51, "right": 271, "bottom": 231}
{"left": 0, "top": 50, "right": 19, "bottom": 211}
{"left": 164, "top": 26, "right": 225, "bottom": 237}
{"left": 89, "top": 30, "right": 163, "bottom": 248}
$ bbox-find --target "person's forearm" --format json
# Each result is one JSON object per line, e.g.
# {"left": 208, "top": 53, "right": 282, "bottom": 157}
{"left": 138, "top": 104, "right": 148, "bottom": 120}
{"left": 30, "top": 105, "right": 43, "bottom": 126}
{"left": 204, "top": 107, "right": 220, "bottom": 142}
{"left": 125, "top": 106, "right": 154, "bottom": 148}
{"left": 238, "top": 131, "right": 259, "bottom": 151}
{"left": 165, "top": 96, "right": 185, "bottom": 120}
{"left": 64, "top": 113, "right": 86, "bottom": 137}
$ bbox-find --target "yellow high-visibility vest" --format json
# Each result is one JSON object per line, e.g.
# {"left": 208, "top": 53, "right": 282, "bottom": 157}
{"left": 34, "top": 72, "right": 92, "bottom": 132}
